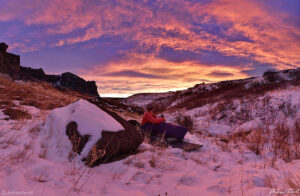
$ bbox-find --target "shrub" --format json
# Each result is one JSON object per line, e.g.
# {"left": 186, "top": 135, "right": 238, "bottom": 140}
{"left": 175, "top": 113, "right": 194, "bottom": 132}
{"left": 3, "top": 107, "right": 31, "bottom": 120}
{"left": 279, "top": 101, "right": 297, "bottom": 117}
{"left": 271, "top": 122, "right": 300, "bottom": 162}
{"left": 244, "top": 129, "right": 267, "bottom": 155}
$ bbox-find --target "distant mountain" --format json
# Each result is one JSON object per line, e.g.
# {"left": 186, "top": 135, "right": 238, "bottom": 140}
{"left": 0, "top": 42, "right": 99, "bottom": 97}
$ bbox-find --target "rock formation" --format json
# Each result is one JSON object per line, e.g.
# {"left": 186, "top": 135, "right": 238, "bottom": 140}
{"left": 0, "top": 43, "right": 20, "bottom": 78}
{"left": 0, "top": 42, "right": 99, "bottom": 96}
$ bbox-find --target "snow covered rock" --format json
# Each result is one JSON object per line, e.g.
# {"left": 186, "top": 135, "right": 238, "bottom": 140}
{"left": 40, "top": 99, "right": 143, "bottom": 166}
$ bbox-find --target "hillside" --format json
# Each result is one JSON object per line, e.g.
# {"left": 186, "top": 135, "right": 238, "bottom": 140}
{"left": 124, "top": 69, "right": 300, "bottom": 112}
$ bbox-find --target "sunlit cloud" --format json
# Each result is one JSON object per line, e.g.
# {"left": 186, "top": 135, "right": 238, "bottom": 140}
{"left": 0, "top": 0, "right": 299, "bottom": 96}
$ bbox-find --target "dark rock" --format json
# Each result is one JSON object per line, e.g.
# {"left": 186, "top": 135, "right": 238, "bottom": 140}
{"left": 59, "top": 72, "right": 98, "bottom": 96}
{"left": 20, "top": 66, "right": 46, "bottom": 80}
{"left": 0, "top": 42, "right": 99, "bottom": 96}
{"left": 128, "top": 119, "right": 140, "bottom": 127}
{"left": 0, "top": 43, "right": 8, "bottom": 54}
{"left": 66, "top": 100, "right": 144, "bottom": 167}
{"left": 66, "top": 121, "right": 91, "bottom": 154}
{"left": 0, "top": 42, "right": 20, "bottom": 78}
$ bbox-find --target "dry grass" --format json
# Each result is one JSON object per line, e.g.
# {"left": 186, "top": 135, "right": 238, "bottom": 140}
{"left": 28, "top": 125, "right": 41, "bottom": 138}
{"left": 87, "top": 145, "right": 106, "bottom": 167}
{"left": 3, "top": 107, "right": 31, "bottom": 120}
{"left": 149, "top": 153, "right": 158, "bottom": 168}
{"left": 0, "top": 77, "right": 79, "bottom": 111}
{"left": 284, "top": 173, "right": 300, "bottom": 191}
{"left": 293, "top": 120, "right": 300, "bottom": 143}
{"left": 271, "top": 121, "right": 300, "bottom": 162}
{"left": 231, "top": 121, "right": 300, "bottom": 162}
{"left": 264, "top": 174, "right": 275, "bottom": 188}
{"left": 0, "top": 100, "right": 15, "bottom": 109}
{"left": 244, "top": 129, "right": 267, "bottom": 155}
{"left": 0, "top": 148, "right": 29, "bottom": 170}
{"left": 66, "top": 133, "right": 91, "bottom": 194}
{"left": 0, "top": 134, "right": 17, "bottom": 149}
{"left": 175, "top": 113, "right": 194, "bottom": 132}
{"left": 216, "top": 141, "right": 231, "bottom": 152}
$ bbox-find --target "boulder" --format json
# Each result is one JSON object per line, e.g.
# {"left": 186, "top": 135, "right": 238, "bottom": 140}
{"left": 41, "top": 99, "right": 143, "bottom": 167}
{"left": 84, "top": 101, "right": 144, "bottom": 166}
{"left": 128, "top": 119, "right": 141, "bottom": 127}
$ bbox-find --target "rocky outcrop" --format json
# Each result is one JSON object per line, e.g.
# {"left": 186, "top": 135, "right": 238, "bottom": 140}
{"left": 0, "top": 42, "right": 99, "bottom": 96}
{"left": 55, "top": 72, "right": 98, "bottom": 97}
{"left": 0, "top": 43, "right": 20, "bottom": 78}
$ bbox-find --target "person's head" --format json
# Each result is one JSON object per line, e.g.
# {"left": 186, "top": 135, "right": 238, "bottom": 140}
{"left": 146, "top": 103, "right": 154, "bottom": 112}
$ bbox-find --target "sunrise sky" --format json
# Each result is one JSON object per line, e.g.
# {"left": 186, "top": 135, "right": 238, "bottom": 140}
{"left": 0, "top": 0, "right": 299, "bottom": 97}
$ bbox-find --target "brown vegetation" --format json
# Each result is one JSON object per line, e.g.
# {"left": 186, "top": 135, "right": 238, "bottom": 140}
{"left": 175, "top": 113, "right": 194, "bottom": 131}
{"left": 0, "top": 76, "right": 80, "bottom": 111}
{"left": 228, "top": 121, "right": 300, "bottom": 162}
{"left": 3, "top": 107, "right": 31, "bottom": 120}
{"left": 271, "top": 122, "right": 300, "bottom": 162}
{"left": 243, "top": 129, "right": 267, "bottom": 155}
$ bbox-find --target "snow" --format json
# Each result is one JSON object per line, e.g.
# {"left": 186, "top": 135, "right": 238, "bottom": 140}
{"left": 0, "top": 101, "right": 300, "bottom": 196}
{"left": 40, "top": 99, "right": 124, "bottom": 161}
{"left": 165, "top": 86, "right": 300, "bottom": 136}
{"left": 123, "top": 92, "right": 173, "bottom": 108}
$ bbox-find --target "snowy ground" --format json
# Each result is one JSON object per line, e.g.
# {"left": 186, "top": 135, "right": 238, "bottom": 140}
{"left": 0, "top": 69, "right": 300, "bottom": 196}
{"left": 163, "top": 86, "right": 300, "bottom": 136}
{"left": 1, "top": 99, "right": 300, "bottom": 196}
